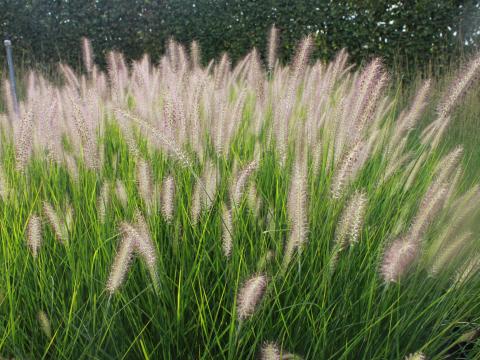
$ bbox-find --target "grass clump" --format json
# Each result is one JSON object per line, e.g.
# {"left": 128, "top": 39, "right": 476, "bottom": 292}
{"left": 1, "top": 31, "right": 480, "bottom": 359}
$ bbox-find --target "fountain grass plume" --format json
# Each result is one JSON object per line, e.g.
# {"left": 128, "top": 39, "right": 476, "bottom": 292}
{"left": 237, "top": 273, "right": 267, "bottom": 320}
{"left": 221, "top": 203, "right": 233, "bottom": 258}
{"left": 283, "top": 154, "right": 308, "bottom": 269}
{"left": 0, "top": 166, "right": 9, "bottom": 200}
{"left": 106, "top": 223, "right": 136, "bottom": 294}
{"left": 231, "top": 160, "right": 258, "bottom": 206}
{"left": 267, "top": 25, "right": 279, "bottom": 72}
{"left": 161, "top": 175, "right": 175, "bottom": 222}
{"left": 81, "top": 37, "right": 94, "bottom": 74}
{"left": 115, "top": 179, "right": 128, "bottom": 208}
{"left": 136, "top": 158, "right": 154, "bottom": 211}
{"left": 132, "top": 212, "right": 160, "bottom": 293}
{"left": 261, "top": 342, "right": 280, "bottom": 360}
{"left": 27, "top": 214, "right": 42, "bottom": 258}
{"left": 97, "top": 182, "right": 110, "bottom": 224}
{"left": 42, "top": 201, "right": 67, "bottom": 245}
{"left": 37, "top": 310, "right": 52, "bottom": 338}
{"left": 15, "top": 110, "right": 34, "bottom": 172}
{"left": 381, "top": 237, "right": 419, "bottom": 283}
{"left": 405, "top": 352, "right": 426, "bottom": 360}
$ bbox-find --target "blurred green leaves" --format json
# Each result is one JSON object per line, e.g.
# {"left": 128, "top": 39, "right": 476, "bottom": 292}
{"left": 0, "top": 0, "right": 479, "bottom": 72}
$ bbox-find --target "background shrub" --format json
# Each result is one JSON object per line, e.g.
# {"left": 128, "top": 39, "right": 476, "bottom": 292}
{"left": 1, "top": 0, "right": 479, "bottom": 72}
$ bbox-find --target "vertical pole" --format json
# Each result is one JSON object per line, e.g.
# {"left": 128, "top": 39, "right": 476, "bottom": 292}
{"left": 4, "top": 39, "right": 20, "bottom": 117}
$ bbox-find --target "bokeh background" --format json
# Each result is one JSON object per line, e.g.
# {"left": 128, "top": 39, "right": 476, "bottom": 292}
{"left": 1, "top": 0, "right": 479, "bottom": 74}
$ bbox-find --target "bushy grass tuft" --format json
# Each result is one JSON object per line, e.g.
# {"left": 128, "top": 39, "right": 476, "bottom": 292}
{"left": 1, "top": 33, "right": 480, "bottom": 359}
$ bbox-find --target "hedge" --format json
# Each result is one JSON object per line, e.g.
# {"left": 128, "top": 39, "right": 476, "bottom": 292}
{"left": 1, "top": 1, "right": 479, "bottom": 71}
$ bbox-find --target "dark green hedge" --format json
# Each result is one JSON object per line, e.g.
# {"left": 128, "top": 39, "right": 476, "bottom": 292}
{"left": 1, "top": 0, "right": 479, "bottom": 71}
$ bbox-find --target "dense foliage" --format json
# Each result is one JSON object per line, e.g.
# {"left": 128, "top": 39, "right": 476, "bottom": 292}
{"left": 1, "top": 0, "right": 479, "bottom": 70}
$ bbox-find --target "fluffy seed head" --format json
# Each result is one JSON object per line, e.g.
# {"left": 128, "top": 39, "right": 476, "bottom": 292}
{"left": 97, "top": 182, "right": 110, "bottom": 224}
{"left": 335, "top": 191, "right": 367, "bottom": 246}
{"left": 267, "top": 25, "right": 279, "bottom": 72}
{"left": 349, "top": 191, "right": 367, "bottom": 244}
{"left": 430, "top": 232, "right": 472, "bottom": 276}
{"left": 202, "top": 160, "right": 218, "bottom": 210}
{"left": 136, "top": 158, "right": 153, "bottom": 209}
{"left": 131, "top": 213, "right": 159, "bottom": 291}
{"left": 191, "top": 179, "right": 202, "bottom": 225}
{"left": 43, "top": 201, "right": 67, "bottom": 244}
{"left": 409, "top": 186, "right": 448, "bottom": 242}
{"left": 64, "top": 155, "right": 79, "bottom": 183}
{"left": 381, "top": 237, "right": 419, "bottom": 282}
{"left": 65, "top": 202, "right": 74, "bottom": 230}
{"left": 231, "top": 160, "right": 258, "bottom": 206}
{"left": 106, "top": 224, "right": 136, "bottom": 294}
{"left": 454, "top": 257, "right": 480, "bottom": 285}
{"left": 37, "top": 310, "right": 52, "bottom": 338}
{"left": 161, "top": 175, "right": 175, "bottom": 222}
{"left": 247, "top": 184, "right": 262, "bottom": 215}
{"left": 69, "top": 96, "right": 99, "bottom": 170}
{"left": 437, "top": 52, "right": 480, "bottom": 121}
{"left": 221, "top": 204, "right": 233, "bottom": 258}
{"left": 237, "top": 273, "right": 267, "bottom": 320}
{"left": 405, "top": 352, "right": 426, "bottom": 360}
{"left": 401, "top": 79, "right": 431, "bottom": 132}
{"left": 261, "top": 342, "right": 280, "bottom": 360}
{"left": 117, "top": 109, "right": 191, "bottom": 166}
{"left": 330, "top": 191, "right": 367, "bottom": 271}
{"left": 132, "top": 212, "right": 157, "bottom": 271}
{"left": 27, "top": 214, "right": 42, "bottom": 258}
{"left": 81, "top": 37, "right": 94, "bottom": 73}
{"left": 433, "top": 146, "right": 463, "bottom": 188}
{"left": 191, "top": 40, "right": 201, "bottom": 68}
{"left": 106, "top": 217, "right": 159, "bottom": 294}
{"left": 291, "top": 35, "right": 313, "bottom": 83}
{"left": 331, "top": 141, "right": 364, "bottom": 199}
{"left": 0, "top": 166, "right": 9, "bottom": 200}
{"left": 284, "top": 155, "right": 308, "bottom": 267}
{"left": 15, "top": 110, "right": 34, "bottom": 172}
{"left": 115, "top": 179, "right": 128, "bottom": 208}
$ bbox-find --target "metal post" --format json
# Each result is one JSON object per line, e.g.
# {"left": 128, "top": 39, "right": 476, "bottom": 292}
{"left": 4, "top": 39, "right": 20, "bottom": 116}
